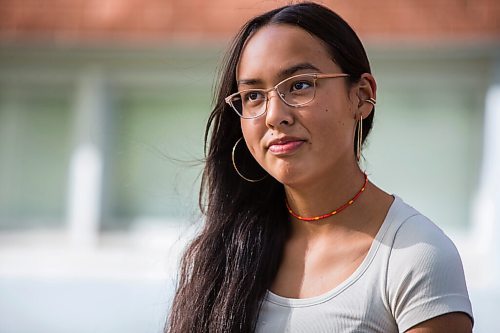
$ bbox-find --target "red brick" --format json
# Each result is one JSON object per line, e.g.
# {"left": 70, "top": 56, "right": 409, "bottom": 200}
{"left": 0, "top": 0, "right": 498, "bottom": 43}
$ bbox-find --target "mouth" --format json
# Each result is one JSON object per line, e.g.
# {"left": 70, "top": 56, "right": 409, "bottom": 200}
{"left": 267, "top": 137, "right": 306, "bottom": 155}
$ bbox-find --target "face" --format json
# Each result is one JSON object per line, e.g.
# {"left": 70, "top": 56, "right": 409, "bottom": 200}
{"left": 236, "top": 24, "right": 367, "bottom": 187}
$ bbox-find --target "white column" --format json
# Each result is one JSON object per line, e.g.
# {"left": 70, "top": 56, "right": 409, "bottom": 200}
{"left": 472, "top": 59, "right": 500, "bottom": 286}
{"left": 67, "top": 68, "right": 109, "bottom": 248}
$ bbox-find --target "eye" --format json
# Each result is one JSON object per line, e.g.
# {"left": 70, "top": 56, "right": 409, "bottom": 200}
{"left": 291, "top": 80, "right": 313, "bottom": 92}
{"left": 242, "top": 90, "right": 265, "bottom": 103}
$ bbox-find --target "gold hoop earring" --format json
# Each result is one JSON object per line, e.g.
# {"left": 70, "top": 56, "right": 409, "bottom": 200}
{"left": 232, "top": 137, "right": 267, "bottom": 183}
{"left": 357, "top": 115, "right": 363, "bottom": 162}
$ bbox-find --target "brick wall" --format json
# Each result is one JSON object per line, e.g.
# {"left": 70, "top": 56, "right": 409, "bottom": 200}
{"left": 0, "top": 0, "right": 499, "bottom": 44}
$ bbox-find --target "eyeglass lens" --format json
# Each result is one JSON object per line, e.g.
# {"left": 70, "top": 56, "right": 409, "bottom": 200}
{"left": 231, "top": 75, "right": 317, "bottom": 118}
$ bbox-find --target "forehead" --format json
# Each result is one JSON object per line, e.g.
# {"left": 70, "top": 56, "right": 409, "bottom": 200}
{"left": 237, "top": 24, "right": 338, "bottom": 82}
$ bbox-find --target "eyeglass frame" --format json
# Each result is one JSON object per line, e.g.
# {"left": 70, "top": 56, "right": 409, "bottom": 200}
{"left": 224, "top": 72, "right": 350, "bottom": 119}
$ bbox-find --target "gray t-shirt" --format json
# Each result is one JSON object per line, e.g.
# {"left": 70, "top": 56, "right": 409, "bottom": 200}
{"left": 255, "top": 196, "right": 473, "bottom": 333}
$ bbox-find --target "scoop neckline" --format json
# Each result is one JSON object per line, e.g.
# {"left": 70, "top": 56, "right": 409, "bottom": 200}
{"left": 265, "top": 195, "right": 400, "bottom": 308}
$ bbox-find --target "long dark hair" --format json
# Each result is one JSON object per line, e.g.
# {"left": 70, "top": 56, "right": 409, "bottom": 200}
{"left": 166, "top": 3, "right": 374, "bottom": 332}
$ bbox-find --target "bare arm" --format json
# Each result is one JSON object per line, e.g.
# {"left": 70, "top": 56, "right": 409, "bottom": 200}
{"left": 406, "top": 312, "right": 472, "bottom": 333}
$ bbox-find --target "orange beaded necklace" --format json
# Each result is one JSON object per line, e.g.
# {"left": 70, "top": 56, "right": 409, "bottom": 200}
{"left": 285, "top": 173, "right": 368, "bottom": 222}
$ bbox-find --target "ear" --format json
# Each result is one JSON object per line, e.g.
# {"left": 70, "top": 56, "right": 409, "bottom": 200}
{"left": 354, "top": 73, "right": 377, "bottom": 119}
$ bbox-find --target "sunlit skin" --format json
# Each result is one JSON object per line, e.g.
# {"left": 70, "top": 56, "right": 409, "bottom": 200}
{"left": 237, "top": 24, "right": 383, "bottom": 234}
{"left": 236, "top": 24, "right": 472, "bottom": 333}
{"left": 238, "top": 26, "right": 364, "bottom": 192}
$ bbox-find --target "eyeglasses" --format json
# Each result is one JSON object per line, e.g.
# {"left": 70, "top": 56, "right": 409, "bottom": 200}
{"left": 225, "top": 73, "right": 349, "bottom": 119}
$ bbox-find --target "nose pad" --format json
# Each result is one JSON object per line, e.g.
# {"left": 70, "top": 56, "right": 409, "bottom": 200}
{"left": 273, "top": 88, "right": 287, "bottom": 105}
{"left": 265, "top": 90, "right": 294, "bottom": 128}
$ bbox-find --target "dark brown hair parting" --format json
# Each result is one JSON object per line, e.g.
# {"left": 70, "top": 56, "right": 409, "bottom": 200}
{"left": 166, "top": 2, "right": 374, "bottom": 332}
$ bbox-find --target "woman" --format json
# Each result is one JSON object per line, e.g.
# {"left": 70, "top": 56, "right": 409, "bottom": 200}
{"left": 167, "top": 2, "right": 473, "bottom": 332}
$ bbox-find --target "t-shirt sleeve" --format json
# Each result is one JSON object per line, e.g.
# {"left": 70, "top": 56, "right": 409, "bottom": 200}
{"left": 386, "top": 215, "right": 473, "bottom": 332}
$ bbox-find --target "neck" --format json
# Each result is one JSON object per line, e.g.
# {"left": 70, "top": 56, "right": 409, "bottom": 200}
{"left": 284, "top": 166, "right": 368, "bottom": 238}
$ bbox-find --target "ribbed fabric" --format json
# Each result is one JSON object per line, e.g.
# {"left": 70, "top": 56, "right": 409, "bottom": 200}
{"left": 255, "top": 196, "right": 473, "bottom": 333}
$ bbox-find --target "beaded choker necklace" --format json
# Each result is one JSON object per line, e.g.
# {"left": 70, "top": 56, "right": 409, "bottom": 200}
{"left": 285, "top": 173, "right": 368, "bottom": 222}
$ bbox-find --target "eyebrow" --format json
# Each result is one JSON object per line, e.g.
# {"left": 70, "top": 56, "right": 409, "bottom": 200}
{"left": 237, "top": 62, "right": 321, "bottom": 86}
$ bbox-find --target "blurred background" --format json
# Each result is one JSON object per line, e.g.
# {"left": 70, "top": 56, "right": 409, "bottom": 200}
{"left": 0, "top": 0, "right": 499, "bottom": 332}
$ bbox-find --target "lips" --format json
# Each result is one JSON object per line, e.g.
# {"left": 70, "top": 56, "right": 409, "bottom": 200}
{"left": 267, "top": 137, "right": 306, "bottom": 155}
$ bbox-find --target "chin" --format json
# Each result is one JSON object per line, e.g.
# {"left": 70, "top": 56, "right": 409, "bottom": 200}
{"left": 269, "top": 167, "right": 309, "bottom": 187}
{"left": 263, "top": 157, "right": 304, "bottom": 182}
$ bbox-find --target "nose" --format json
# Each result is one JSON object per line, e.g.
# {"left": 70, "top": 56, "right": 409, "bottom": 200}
{"left": 265, "top": 90, "right": 295, "bottom": 129}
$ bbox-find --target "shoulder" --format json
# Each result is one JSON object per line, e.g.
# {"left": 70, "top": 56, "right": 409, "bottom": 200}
{"left": 391, "top": 205, "right": 458, "bottom": 261}
{"left": 384, "top": 197, "right": 473, "bottom": 332}
{"left": 384, "top": 197, "right": 460, "bottom": 262}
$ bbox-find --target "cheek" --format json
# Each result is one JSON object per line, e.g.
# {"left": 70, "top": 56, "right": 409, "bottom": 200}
{"left": 241, "top": 120, "right": 265, "bottom": 157}
{"left": 309, "top": 110, "right": 353, "bottom": 147}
